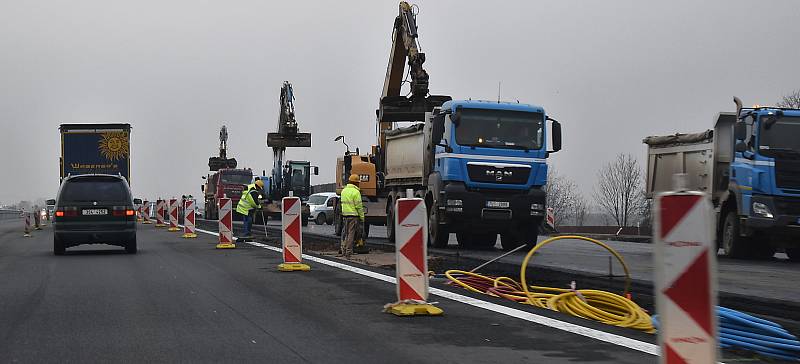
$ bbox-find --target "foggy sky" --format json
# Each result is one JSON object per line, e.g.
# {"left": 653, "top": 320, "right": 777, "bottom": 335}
{"left": 1, "top": 0, "right": 798, "bottom": 205}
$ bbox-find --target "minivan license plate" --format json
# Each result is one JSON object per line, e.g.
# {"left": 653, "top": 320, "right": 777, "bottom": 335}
{"left": 82, "top": 209, "right": 108, "bottom": 216}
{"left": 486, "top": 201, "right": 509, "bottom": 208}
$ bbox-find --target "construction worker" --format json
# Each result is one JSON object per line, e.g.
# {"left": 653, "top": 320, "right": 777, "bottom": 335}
{"left": 339, "top": 174, "right": 364, "bottom": 258}
{"left": 236, "top": 179, "right": 265, "bottom": 240}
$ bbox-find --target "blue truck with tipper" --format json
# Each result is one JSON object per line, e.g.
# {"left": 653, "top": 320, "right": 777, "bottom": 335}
{"left": 59, "top": 123, "right": 131, "bottom": 182}
{"left": 644, "top": 97, "right": 800, "bottom": 260}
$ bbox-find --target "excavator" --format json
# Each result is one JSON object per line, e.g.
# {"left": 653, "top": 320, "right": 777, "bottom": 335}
{"left": 265, "top": 81, "right": 316, "bottom": 225}
{"left": 202, "top": 125, "right": 253, "bottom": 220}
{"left": 332, "top": 1, "right": 451, "bottom": 237}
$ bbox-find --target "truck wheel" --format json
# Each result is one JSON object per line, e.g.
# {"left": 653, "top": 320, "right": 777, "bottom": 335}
{"left": 786, "top": 248, "right": 800, "bottom": 262}
{"left": 428, "top": 205, "right": 449, "bottom": 248}
{"left": 315, "top": 213, "right": 326, "bottom": 225}
{"left": 722, "top": 211, "right": 750, "bottom": 259}
{"left": 54, "top": 235, "right": 65, "bottom": 256}
{"left": 125, "top": 234, "right": 137, "bottom": 254}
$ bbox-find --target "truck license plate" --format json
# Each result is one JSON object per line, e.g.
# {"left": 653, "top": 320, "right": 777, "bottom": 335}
{"left": 82, "top": 209, "right": 108, "bottom": 216}
{"left": 486, "top": 201, "right": 509, "bottom": 208}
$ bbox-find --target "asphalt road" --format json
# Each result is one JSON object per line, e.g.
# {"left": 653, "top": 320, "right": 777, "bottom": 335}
{"left": 0, "top": 218, "right": 656, "bottom": 363}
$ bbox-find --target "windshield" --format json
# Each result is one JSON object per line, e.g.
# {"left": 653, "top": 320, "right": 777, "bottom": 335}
{"left": 455, "top": 109, "right": 544, "bottom": 150}
{"left": 290, "top": 164, "right": 310, "bottom": 187}
{"left": 60, "top": 177, "right": 130, "bottom": 203}
{"left": 220, "top": 173, "right": 252, "bottom": 185}
{"left": 759, "top": 116, "right": 800, "bottom": 157}
{"left": 308, "top": 195, "right": 327, "bottom": 205}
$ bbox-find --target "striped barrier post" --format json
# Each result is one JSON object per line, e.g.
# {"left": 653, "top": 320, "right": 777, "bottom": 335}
{"left": 136, "top": 203, "right": 144, "bottom": 222}
{"left": 216, "top": 197, "right": 235, "bottom": 249}
{"left": 34, "top": 210, "right": 41, "bottom": 230}
{"left": 182, "top": 199, "right": 197, "bottom": 238}
{"left": 142, "top": 200, "right": 152, "bottom": 224}
{"left": 168, "top": 198, "right": 180, "bottom": 232}
{"left": 385, "top": 192, "right": 442, "bottom": 316}
{"left": 654, "top": 183, "right": 717, "bottom": 364}
{"left": 278, "top": 196, "right": 310, "bottom": 271}
{"left": 155, "top": 199, "right": 166, "bottom": 227}
{"left": 24, "top": 212, "right": 31, "bottom": 237}
{"left": 546, "top": 207, "right": 555, "bottom": 230}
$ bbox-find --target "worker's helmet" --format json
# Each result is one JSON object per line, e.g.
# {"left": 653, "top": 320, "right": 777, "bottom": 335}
{"left": 255, "top": 179, "right": 265, "bottom": 189}
{"left": 348, "top": 174, "right": 360, "bottom": 184}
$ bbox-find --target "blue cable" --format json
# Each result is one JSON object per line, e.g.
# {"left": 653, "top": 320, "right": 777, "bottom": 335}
{"left": 652, "top": 306, "right": 800, "bottom": 361}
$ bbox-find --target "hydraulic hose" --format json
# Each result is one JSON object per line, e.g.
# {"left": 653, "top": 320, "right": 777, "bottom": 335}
{"left": 653, "top": 307, "right": 800, "bottom": 361}
{"left": 445, "top": 235, "right": 654, "bottom": 333}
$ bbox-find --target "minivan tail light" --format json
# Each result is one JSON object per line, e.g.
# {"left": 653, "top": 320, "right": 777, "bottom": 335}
{"left": 55, "top": 211, "right": 65, "bottom": 217}
{"left": 58, "top": 207, "right": 78, "bottom": 217}
{"left": 112, "top": 206, "right": 126, "bottom": 217}
{"left": 125, "top": 209, "right": 135, "bottom": 216}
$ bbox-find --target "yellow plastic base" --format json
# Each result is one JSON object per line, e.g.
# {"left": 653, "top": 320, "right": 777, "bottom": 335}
{"left": 141, "top": 221, "right": 152, "bottom": 224}
{"left": 387, "top": 303, "right": 444, "bottom": 317}
{"left": 168, "top": 227, "right": 180, "bottom": 232}
{"left": 24, "top": 233, "right": 31, "bottom": 237}
{"left": 182, "top": 233, "right": 197, "bottom": 238}
{"left": 278, "top": 263, "right": 311, "bottom": 272}
{"left": 155, "top": 223, "right": 166, "bottom": 228}
{"left": 216, "top": 243, "right": 236, "bottom": 249}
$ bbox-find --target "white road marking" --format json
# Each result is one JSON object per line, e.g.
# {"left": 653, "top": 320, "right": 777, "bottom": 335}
{"left": 192, "top": 228, "right": 662, "bottom": 356}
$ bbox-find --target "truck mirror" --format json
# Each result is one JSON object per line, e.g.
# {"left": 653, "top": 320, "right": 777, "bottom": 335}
{"left": 452, "top": 106, "right": 462, "bottom": 126}
{"left": 133, "top": 198, "right": 142, "bottom": 205}
{"left": 735, "top": 141, "right": 747, "bottom": 153}
{"left": 734, "top": 122, "right": 747, "bottom": 140}
{"left": 313, "top": 166, "right": 319, "bottom": 175}
{"left": 46, "top": 199, "right": 56, "bottom": 205}
{"left": 549, "top": 118, "right": 562, "bottom": 153}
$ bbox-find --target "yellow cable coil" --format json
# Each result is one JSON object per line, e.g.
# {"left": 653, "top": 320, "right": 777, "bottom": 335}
{"left": 445, "top": 235, "right": 654, "bottom": 333}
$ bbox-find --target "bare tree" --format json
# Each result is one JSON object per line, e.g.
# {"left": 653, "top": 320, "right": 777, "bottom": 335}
{"left": 571, "top": 195, "right": 588, "bottom": 226}
{"left": 777, "top": 89, "right": 800, "bottom": 108}
{"left": 593, "top": 153, "right": 646, "bottom": 227}
{"left": 545, "top": 169, "right": 579, "bottom": 227}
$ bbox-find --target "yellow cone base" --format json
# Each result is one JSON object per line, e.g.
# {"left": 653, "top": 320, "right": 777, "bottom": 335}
{"left": 155, "top": 224, "right": 166, "bottom": 228}
{"left": 142, "top": 221, "right": 152, "bottom": 224}
{"left": 387, "top": 303, "right": 444, "bottom": 317}
{"left": 278, "top": 263, "right": 311, "bottom": 272}
{"left": 24, "top": 233, "right": 31, "bottom": 237}
{"left": 182, "top": 233, "right": 197, "bottom": 238}
{"left": 216, "top": 243, "right": 236, "bottom": 249}
{"left": 168, "top": 227, "right": 180, "bottom": 232}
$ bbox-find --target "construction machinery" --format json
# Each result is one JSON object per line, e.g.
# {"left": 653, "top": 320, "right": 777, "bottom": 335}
{"left": 208, "top": 125, "right": 237, "bottom": 171}
{"left": 202, "top": 125, "right": 253, "bottom": 219}
{"left": 644, "top": 97, "right": 800, "bottom": 261}
{"left": 265, "top": 81, "right": 315, "bottom": 225}
{"left": 333, "top": 1, "right": 562, "bottom": 250}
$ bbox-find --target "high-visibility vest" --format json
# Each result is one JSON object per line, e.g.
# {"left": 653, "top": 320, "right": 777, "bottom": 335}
{"left": 236, "top": 184, "right": 260, "bottom": 215}
{"left": 340, "top": 183, "right": 364, "bottom": 220}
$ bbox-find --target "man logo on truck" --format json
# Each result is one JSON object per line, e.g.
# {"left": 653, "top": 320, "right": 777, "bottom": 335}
{"left": 98, "top": 131, "right": 129, "bottom": 161}
{"left": 485, "top": 169, "right": 513, "bottom": 181}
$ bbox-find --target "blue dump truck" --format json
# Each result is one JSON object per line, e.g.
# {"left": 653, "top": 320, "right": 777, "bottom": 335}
{"left": 382, "top": 100, "right": 562, "bottom": 250}
{"left": 644, "top": 97, "right": 800, "bottom": 261}
{"left": 59, "top": 124, "right": 132, "bottom": 182}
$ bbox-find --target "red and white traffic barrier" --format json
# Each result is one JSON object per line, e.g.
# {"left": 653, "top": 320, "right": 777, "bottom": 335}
{"left": 385, "top": 193, "right": 442, "bottom": 316}
{"left": 278, "top": 196, "right": 310, "bottom": 271}
{"left": 216, "top": 197, "right": 235, "bottom": 249}
{"left": 546, "top": 207, "right": 555, "bottom": 230}
{"left": 136, "top": 203, "right": 144, "bottom": 222}
{"left": 34, "top": 210, "right": 41, "bottom": 230}
{"left": 168, "top": 198, "right": 180, "bottom": 232}
{"left": 142, "top": 200, "right": 152, "bottom": 224}
{"left": 23, "top": 212, "right": 31, "bottom": 237}
{"left": 654, "top": 188, "right": 717, "bottom": 364}
{"left": 182, "top": 199, "right": 197, "bottom": 238}
{"left": 155, "top": 199, "right": 166, "bottom": 227}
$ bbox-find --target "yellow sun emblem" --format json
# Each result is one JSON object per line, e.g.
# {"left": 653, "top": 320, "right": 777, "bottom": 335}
{"left": 98, "top": 132, "right": 129, "bottom": 161}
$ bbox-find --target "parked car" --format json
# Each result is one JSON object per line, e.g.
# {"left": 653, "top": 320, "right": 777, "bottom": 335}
{"left": 49, "top": 174, "right": 140, "bottom": 255}
{"left": 308, "top": 192, "right": 337, "bottom": 225}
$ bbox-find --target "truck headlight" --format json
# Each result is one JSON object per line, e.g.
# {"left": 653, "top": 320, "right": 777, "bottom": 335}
{"left": 446, "top": 199, "right": 463, "bottom": 206}
{"left": 752, "top": 202, "right": 773, "bottom": 218}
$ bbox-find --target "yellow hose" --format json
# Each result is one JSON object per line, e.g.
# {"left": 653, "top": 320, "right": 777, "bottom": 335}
{"left": 445, "top": 235, "right": 654, "bottom": 333}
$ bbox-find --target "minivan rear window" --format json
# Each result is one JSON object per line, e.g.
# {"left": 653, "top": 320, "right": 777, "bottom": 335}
{"left": 60, "top": 178, "right": 130, "bottom": 203}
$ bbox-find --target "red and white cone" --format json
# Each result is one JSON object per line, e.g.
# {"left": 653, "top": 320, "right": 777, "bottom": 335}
{"left": 384, "top": 193, "right": 442, "bottom": 316}
{"left": 23, "top": 212, "right": 31, "bottom": 237}
{"left": 34, "top": 210, "right": 41, "bottom": 230}
{"left": 654, "top": 186, "right": 717, "bottom": 364}
{"left": 136, "top": 203, "right": 144, "bottom": 222}
{"left": 182, "top": 199, "right": 197, "bottom": 238}
{"left": 155, "top": 199, "right": 166, "bottom": 227}
{"left": 168, "top": 198, "right": 180, "bottom": 232}
{"left": 216, "top": 197, "right": 235, "bottom": 249}
{"left": 142, "top": 200, "right": 152, "bottom": 224}
{"left": 278, "top": 196, "right": 310, "bottom": 271}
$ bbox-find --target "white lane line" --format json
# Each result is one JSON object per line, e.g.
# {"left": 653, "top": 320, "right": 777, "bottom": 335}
{"left": 192, "top": 228, "right": 659, "bottom": 356}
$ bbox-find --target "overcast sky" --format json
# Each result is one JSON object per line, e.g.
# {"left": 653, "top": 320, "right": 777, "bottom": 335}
{"left": 1, "top": 0, "right": 798, "bottom": 205}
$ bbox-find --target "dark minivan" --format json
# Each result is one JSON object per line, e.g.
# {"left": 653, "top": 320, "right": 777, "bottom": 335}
{"left": 49, "top": 174, "right": 139, "bottom": 255}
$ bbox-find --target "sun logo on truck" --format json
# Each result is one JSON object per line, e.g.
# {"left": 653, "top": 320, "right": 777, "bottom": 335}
{"left": 98, "top": 132, "right": 129, "bottom": 161}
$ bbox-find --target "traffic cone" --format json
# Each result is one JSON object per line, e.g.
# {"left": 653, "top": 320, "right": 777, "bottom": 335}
{"left": 216, "top": 197, "right": 235, "bottom": 249}
{"left": 278, "top": 196, "right": 310, "bottom": 272}
{"left": 24, "top": 213, "right": 31, "bottom": 237}
{"left": 182, "top": 199, "right": 197, "bottom": 238}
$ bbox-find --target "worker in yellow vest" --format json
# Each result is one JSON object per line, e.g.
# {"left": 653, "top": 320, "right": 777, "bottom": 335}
{"left": 339, "top": 174, "right": 364, "bottom": 258}
{"left": 236, "top": 179, "right": 265, "bottom": 241}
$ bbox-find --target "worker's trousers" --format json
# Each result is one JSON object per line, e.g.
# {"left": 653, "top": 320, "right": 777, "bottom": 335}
{"left": 340, "top": 216, "right": 360, "bottom": 257}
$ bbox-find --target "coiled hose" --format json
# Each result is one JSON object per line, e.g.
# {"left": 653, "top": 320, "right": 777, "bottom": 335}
{"left": 653, "top": 307, "right": 800, "bottom": 361}
{"left": 445, "top": 235, "right": 655, "bottom": 333}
